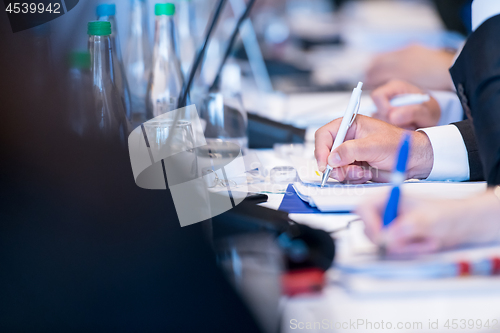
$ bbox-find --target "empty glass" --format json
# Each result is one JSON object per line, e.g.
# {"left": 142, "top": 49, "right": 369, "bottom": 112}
{"left": 143, "top": 119, "right": 195, "bottom": 156}
{"left": 200, "top": 92, "right": 248, "bottom": 154}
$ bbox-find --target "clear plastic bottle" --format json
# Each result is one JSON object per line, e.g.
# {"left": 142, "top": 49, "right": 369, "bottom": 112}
{"left": 176, "top": 0, "right": 196, "bottom": 77}
{"left": 88, "top": 21, "right": 131, "bottom": 143}
{"left": 66, "top": 51, "right": 95, "bottom": 137}
{"left": 146, "top": 3, "right": 183, "bottom": 120}
{"left": 124, "top": 0, "right": 152, "bottom": 123}
{"left": 96, "top": 4, "right": 132, "bottom": 121}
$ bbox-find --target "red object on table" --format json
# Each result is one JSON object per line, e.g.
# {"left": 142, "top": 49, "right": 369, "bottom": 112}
{"left": 282, "top": 268, "right": 325, "bottom": 296}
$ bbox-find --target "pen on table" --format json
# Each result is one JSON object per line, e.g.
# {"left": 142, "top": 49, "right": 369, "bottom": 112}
{"left": 379, "top": 132, "right": 411, "bottom": 256}
{"left": 320, "top": 81, "right": 363, "bottom": 187}
{"left": 365, "top": 93, "right": 430, "bottom": 114}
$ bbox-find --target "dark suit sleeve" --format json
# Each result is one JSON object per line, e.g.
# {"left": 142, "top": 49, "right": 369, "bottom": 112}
{"left": 451, "top": 120, "right": 484, "bottom": 181}
{"left": 449, "top": 14, "right": 500, "bottom": 185}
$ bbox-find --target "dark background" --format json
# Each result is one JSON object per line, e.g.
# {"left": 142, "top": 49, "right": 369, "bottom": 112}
{"left": 0, "top": 1, "right": 261, "bottom": 331}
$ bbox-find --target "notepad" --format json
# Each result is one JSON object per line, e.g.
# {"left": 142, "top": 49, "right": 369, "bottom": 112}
{"left": 293, "top": 182, "right": 388, "bottom": 211}
{"left": 278, "top": 184, "right": 323, "bottom": 213}
{"left": 290, "top": 157, "right": 488, "bottom": 212}
{"left": 294, "top": 181, "right": 488, "bottom": 212}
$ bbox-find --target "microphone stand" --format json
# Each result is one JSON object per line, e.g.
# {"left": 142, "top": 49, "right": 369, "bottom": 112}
{"left": 209, "top": 0, "right": 257, "bottom": 92}
{"left": 178, "top": 0, "right": 227, "bottom": 109}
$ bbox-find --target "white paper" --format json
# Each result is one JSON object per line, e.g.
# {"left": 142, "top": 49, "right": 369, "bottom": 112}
{"left": 289, "top": 157, "right": 487, "bottom": 212}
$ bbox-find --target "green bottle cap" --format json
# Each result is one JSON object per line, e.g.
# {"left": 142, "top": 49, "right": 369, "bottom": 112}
{"left": 155, "top": 3, "right": 175, "bottom": 16}
{"left": 87, "top": 21, "right": 111, "bottom": 36}
{"left": 69, "top": 51, "right": 91, "bottom": 69}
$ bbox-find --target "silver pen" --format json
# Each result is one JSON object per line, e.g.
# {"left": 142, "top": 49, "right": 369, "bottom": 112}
{"left": 320, "top": 82, "right": 363, "bottom": 187}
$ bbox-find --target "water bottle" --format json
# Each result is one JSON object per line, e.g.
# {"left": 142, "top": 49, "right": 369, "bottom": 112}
{"left": 146, "top": 3, "right": 183, "bottom": 119}
{"left": 66, "top": 51, "right": 95, "bottom": 137}
{"left": 176, "top": 0, "right": 196, "bottom": 77}
{"left": 124, "top": 0, "right": 152, "bottom": 123}
{"left": 88, "top": 21, "right": 131, "bottom": 143}
{"left": 96, "top": 4, "right": 132, "bottom": 121}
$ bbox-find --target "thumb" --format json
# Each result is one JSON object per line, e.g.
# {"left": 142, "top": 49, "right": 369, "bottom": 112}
{"left": 327, "top": 139, "right": 369, "bottom": 168}
{"left": 388, "top": 105, "right": 419, "bottom": 128}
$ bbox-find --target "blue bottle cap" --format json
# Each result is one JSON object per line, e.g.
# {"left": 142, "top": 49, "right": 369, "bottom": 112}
{"left": 96, "top": 4, "right": 116, "bottom": 17}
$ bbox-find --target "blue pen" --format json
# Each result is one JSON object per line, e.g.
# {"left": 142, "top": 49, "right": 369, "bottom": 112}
{"left": 380, "top": 133, "right": 411, "bottom": 255}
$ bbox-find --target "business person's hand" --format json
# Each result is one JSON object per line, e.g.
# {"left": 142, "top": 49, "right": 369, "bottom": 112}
{"left": 365, "top": 44, "right": 455, "bottom": 91}
{"left": 371, "top": 80, "right": 441, "bottom": 130}
{"left": 314, "top": 115, "right": 433, "bottom": 183}
{"left": 357, "top": 190, "right": 500, "bottom": 255}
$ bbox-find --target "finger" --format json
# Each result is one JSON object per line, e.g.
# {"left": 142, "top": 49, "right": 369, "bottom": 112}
{"left": 314, "top": 118, "right": 353, "bottom": 172}
{"left": 329, "top": 165, "right": 371, "bottom": 183}
{"left": 314, "top": 135, "right": 332, "bottom": 172}
{"left": 371, "top": 80, "right": 418, "bottom": 118}
{"left": 388, "top": 105, "right": 421, "bottom": 128}
{"left": 340, "top": 165, "right": 373, "bottom": 184}
{"left": 386, "top": 210, "right": 430, "bottom": 247}
{"left": 371, "top": 88, "right": 393, "bottom": 119}
{"left": 314, "top": 122, "right": 338, "bottom": 172}
{"left": 329, "top": 166, "right": 347, "bottom": 182}
{"left": 392, "top": 98, "right": 441, "bottom": 129}
{"left": 366, "top": 168, "right": 392, "bottom": 183}
{"left": 315, "top": 118, "right": 360, "bottom": 172}
{"left": 327, "top": 138, "right": 371, "bottom": 169}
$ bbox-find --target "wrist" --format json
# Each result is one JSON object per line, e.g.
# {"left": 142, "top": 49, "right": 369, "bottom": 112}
{"left": 407, "top": 131, "right": 434, "bottom": 179}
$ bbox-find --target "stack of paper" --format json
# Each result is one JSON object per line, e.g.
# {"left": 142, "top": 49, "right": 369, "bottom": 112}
{"left": 293, "top": 181, "right": 487, "bottom": 212}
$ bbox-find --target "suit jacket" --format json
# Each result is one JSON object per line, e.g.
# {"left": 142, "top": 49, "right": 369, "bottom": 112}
{"left": 450, "top": 14, "right": 500, "bottom": 185}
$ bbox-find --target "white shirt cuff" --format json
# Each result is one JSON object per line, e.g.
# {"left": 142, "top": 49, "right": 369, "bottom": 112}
{"left": 418, "top": 125, "right": 470, "bottom": 181}
{"left": 431, "top": 90, "right": 464, "bottom": 125}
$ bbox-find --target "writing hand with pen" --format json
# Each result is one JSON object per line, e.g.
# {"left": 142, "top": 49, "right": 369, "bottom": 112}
{"left": 356, "top": 189, "right": 500, "bottom": 255}
{"left": 314, "top": 114, "right": 434, "bottom": 184}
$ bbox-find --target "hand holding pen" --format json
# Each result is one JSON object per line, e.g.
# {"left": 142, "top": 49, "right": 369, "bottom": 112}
{"left": 379, "top": 133, "right": 411, "bottom": 256}
{"left": 314, "top": 114, "right": 434, "bottom": 184}
{"left": 317, "top": 81, "right": 433, "bottom": 186}
{"left": 371, "top": 80, "right": 440, "bottom": 130}
{"left": 357, "top": 188, "right": 500, "bottom": 256}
